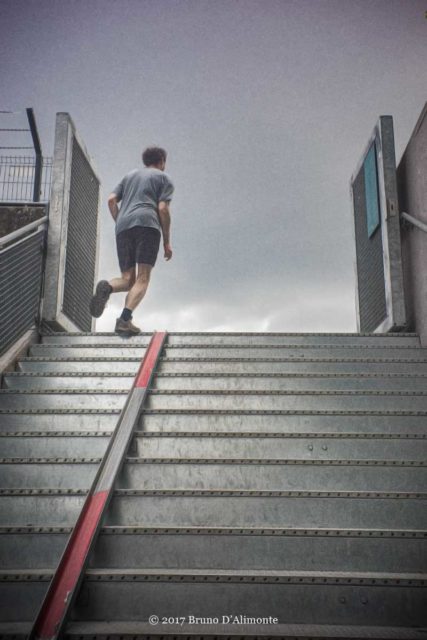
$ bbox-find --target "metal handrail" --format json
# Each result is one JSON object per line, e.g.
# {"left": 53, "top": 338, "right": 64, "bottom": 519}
{"left": 401, "top": 211, "right": 427, "bottom": 234}
{"left": 0, "top": 215, "right": 48, "bottom": 248}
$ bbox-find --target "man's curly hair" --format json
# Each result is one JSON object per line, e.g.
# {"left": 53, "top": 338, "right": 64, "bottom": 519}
{"left": 142, "top": 146, "right": 167, "bottom": 167}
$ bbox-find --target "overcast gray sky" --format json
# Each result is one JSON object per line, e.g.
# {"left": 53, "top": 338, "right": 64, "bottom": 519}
{"left": 1, "top": 0, "right": 426, "bottom": 333}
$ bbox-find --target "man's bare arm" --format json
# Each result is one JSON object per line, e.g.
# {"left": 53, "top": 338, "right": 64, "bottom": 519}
{"left": 158, "top": 201, "right": 172, "bottom": 260}
{"left": 108, "top": 194, "right": 119, "bottom": 221}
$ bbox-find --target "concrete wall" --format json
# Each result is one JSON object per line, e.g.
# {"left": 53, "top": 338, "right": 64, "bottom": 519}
{"left": 397, "top": 103, "right": 427, "bottom": 345}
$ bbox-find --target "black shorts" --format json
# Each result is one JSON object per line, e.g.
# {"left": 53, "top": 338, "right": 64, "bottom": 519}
{"left": 116, "top": 226, "right": 161, "bottom": 271}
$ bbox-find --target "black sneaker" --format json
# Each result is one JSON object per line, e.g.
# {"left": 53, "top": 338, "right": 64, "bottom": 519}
{"left": 89, "top": 280, "right": 111, "bottom": 318}
{"left": 115, "top": 317, "right": 141, "bottom": 336}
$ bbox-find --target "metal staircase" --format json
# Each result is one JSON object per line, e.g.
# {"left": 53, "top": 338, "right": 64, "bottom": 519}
{"left": 1, "top": 331, "right": 426, "bottom": 639}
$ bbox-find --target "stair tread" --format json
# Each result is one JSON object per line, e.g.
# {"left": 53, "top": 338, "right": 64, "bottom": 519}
{"left": 0, "top": 620, "right": 424, "bottom": 639}
{"left": 2, "top": 525, "right": 426, "bottom": 535}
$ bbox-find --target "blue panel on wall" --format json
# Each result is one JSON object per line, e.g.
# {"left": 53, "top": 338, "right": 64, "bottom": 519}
{"left": 363, "top": 144, "right": 381, "bottom": 237}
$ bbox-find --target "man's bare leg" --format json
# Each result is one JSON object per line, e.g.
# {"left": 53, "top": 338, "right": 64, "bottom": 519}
{"left": 109, "top": 268, "right": 135, "bottom": 293}
{"left": 114, "top": 264, "right": 152, "bottom": 335}
{"left": 90, "top": 269, "right": 136, "bottom": 318}
{"left": 124, "top": 264, "right": 152, "bottom": 311}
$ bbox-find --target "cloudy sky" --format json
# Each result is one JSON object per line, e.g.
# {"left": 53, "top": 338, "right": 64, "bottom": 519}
{"left": 1, "top": 0, "right": 426, "bottom": 333}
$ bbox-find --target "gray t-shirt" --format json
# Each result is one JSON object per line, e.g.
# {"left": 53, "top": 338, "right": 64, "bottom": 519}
{"left": 113, "top": 167, "right": 174, "bottom": 236}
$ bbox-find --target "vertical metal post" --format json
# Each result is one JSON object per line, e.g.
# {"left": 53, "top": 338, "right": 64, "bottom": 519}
{"left": 26, "top": 108, "right": 42, "bottom": 202}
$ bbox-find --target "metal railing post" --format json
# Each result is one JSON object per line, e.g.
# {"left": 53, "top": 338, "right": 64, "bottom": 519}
{"left": 26, "top": 108, "right": 42, "bottom": 202}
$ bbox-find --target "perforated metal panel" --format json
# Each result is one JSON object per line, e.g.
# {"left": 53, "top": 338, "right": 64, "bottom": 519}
{"left": 0, "top": 229, "right": 45, "bottom": 356}
{"left": 351, "top": 117, "right": 406, "bottom": 333}
{"left": 43, "top": 113, "right": 101, "bottom": 332}
{"left": 62, "top": 138, "right": 99, "bottom": 331}
{"left": 352, "top": 156, "right": 387, "bottom": 332}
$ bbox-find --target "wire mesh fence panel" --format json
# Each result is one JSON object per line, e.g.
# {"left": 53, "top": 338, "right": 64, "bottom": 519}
{"left": 0, "top": 156, "right": 52, "bottom": 202}
{"left": 0, "top": 228, "right": 46, "bottom": 356}
{"left": 61, "top": 137, "right": 99, "bottom": 331}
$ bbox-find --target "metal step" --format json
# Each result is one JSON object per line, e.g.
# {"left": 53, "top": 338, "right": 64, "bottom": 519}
{"left": 18, "top": 356, "right": 427, "bottom": 375}
{"left": 0, "top": 390, "right": 127, "bottom": 410}
{"left": 125, "top": 434, "right": 427, "bottom": 461}
{"left": 41, "top": 333, "right": 154, "bottom": 345}
{"left": 2, "top": 526, "right": 425, "bottom": 574}
{"left": 28, "top": 343, "right": 427, "bottom": 359}
{"left": 1, "top": 571, "right": 426, "bottom": 630}
{"left": 0, "top": 433, "right": 110, "bottom": 458}
{"left": 162, "top": 344, "right": 427, "bottom": 358}
{"left": 40, "top": 331, "right": 421, "bottom": 346}
{"left": 0, "top": 575, "right": 50, "bottom": 622}
{"left": 18, "top": 358, "right": 142, "bottom": 374}
{"left": 3, "top": 373, "right": 136, "bottom": 390}
{"left": 0, "top": 463, "right": 99, "bottom": 489}
{"left": 159, "top": 357, "right": 427, "bottom": 374}
{"left": 0, "top": 528, "right": 70, "bottom": 569}
{"left": 3, "top": 389, "right": 427, "bottom": 411}
{"left": 1, "top": 459, "right": 425, "bottom": 492}
{"left": 104, "top": 492, "right": 427, "bottom": 529}
{"left": 69, "top": 569, "right": 427, "bottom": 627}
{"left": 5, "top": 371, "right": 427, "bottom": 392}
{"left": 2, "top": 410, "right": 427, "bottom": 434}
{"left": 89, "top": 527, "right": 427, "bottom": 573}
{"left": 0, "top": 412, "right": 118, "bottom": 433}
{"left": 154, "top": 373, "right": 427, "bottom": 392}
{"left": 0, "top": 493, "right": 85, "bottom": 525}
{"left": 6, "top": 431, "right": 426, "bottom": 461}
{"left": 2, "top": 490, "right": 426, "bottom": 529}
{"left": 139, "top": 410, "right": 427, "bottom": 434}
{"left": 63, "top": 621, "right": 427, "bottom": 640}
{"left": 119, "top": 461, "right": 427, "bottom": 492}
{"left": 144, "top": 390, "right": 427, "bottom": 412}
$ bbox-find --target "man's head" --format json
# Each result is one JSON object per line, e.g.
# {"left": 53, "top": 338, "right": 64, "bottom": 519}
{"left": 142, "top": 146, "right": 167, "bottom": 171}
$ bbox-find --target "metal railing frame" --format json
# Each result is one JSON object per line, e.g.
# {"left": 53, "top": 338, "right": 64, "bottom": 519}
{"left": 0, "top": 215, "right": 48, "bottom": 248}
{"left": 0, "top": 108, "right": 51, "bottom": 202}
{"left": 0, "top": 217, "right": 48, "bottom": 357}
{"left": 401, "top": 211, "right": 427, "bottom": 234}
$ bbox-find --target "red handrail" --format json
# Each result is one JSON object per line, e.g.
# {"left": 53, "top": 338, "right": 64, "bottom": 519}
{"left": 29, "top": 331, "right": 167, "bottom": 639}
